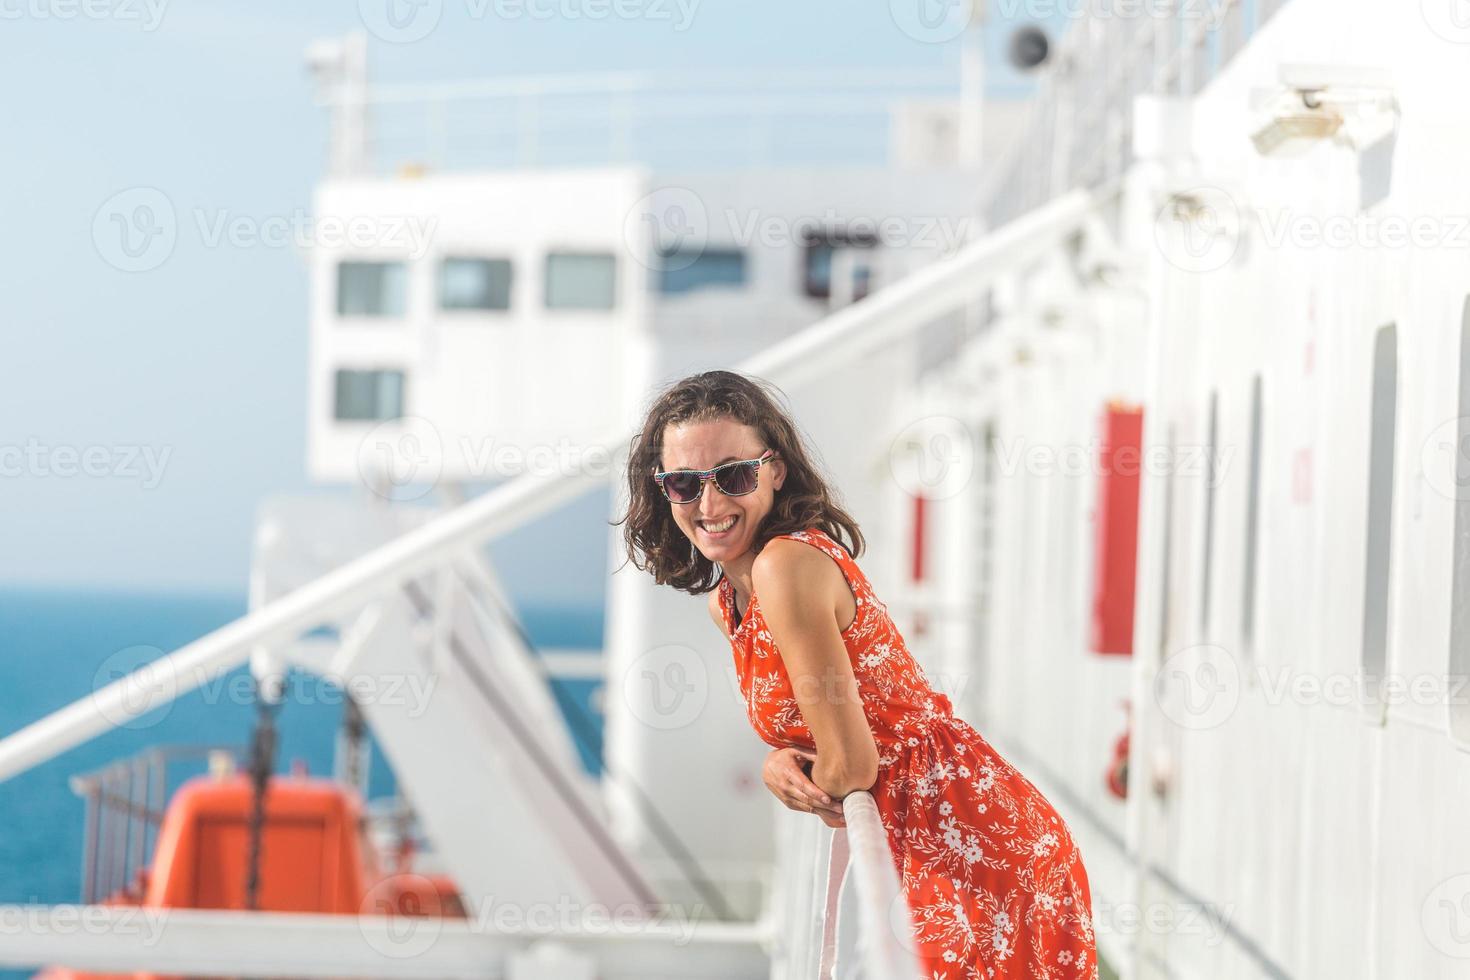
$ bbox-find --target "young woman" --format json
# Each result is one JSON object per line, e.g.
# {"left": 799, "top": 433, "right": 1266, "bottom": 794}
{"left": 619, "top": 370, "right": 1097, "bottom": 979}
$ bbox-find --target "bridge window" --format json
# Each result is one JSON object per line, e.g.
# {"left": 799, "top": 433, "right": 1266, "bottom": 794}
{"left": 802, "top": 227, "right": 878, "bottom": 301}
{"left": 1362, "top": 324, "right": 1397, "bottom": 717}
{"left": 334, "top": 369, "right": 405, "bottom": 421}
{"left": 657, "top": 247, "right": 747, "bottom": 294}
{"left": 440, "top": 257, "right": 512, "bottom": 311}
{"left": 545, "top": 252, "right": 617, "bottom": 310}
{"left": 337, "top": 260, "right": 407, "bottom": 317}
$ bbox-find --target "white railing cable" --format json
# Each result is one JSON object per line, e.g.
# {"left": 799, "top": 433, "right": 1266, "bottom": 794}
{"left": 0, "top": 187, "right": 1095, "bottom": 788}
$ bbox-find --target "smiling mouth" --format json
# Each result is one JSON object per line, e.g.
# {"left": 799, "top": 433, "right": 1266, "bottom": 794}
{"left": 698, "top": 515, "right": 739, "bottom": 535}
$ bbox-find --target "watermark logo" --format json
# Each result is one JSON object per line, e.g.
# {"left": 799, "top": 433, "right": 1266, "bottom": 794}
{"left": 353, "top": 417, "right": 622, "bottom": 498}
{"left": 359, "top": 0, "right": 444, "bottom": 42}
{"left": 1423, "top": 872, "right": 1470, "bottom": 958}
{"left": 93, "top": 188, "right": 438, "bottom": 273}
{"left": 359, "top": 874, "right": 446, "bottom": 958}
{"left": 888, "top": 415, "right": 975, "bottom": 500}
{"left": 623, "top": 186, "right": 709, "bottom": 273}
{"left": 1153, "top": 186, "right": 1242, "bottom": 274}
{"left": 1154, "top": 643, "right": 1240, "bottom": 730}
{"left": 93, "top": 655, "right": 440, "bottom": 731}
{"left": 357, "top": 416, "right": 445, "bottom": 502}
{"left": 994, "top": 0, "right": 1228, "bottom": 25}
{"left": 93, "top": 187, "right": 176, "bottom": 273}
{"left": 360, "top": 0, "right": 699, "bottom": 40}
{"left": 622, "top": 644, "right": 707, "bottom": 730}
{"left": 92, "top": 645, "right": 176, "bottom": 729}
{"left": 889, "top": 0, "right": 973, "bottom": 44}
{"left": 1422, "top": 0, "right": 1470, "bottom": 44}
{"left": 991, "top": 435, "right": 1231, "bottom": 485}
{"left": 1421, "top": 415, "right": 1470, "bottom": 502}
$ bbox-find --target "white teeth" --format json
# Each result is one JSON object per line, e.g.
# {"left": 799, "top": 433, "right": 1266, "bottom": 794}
{"left": 702, "top": 516, "right": 737, "bottom": 533}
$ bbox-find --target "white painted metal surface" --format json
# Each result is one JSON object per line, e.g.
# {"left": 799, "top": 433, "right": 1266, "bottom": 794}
{"left": 0, "top": 905, "right": 768, "bottom": 979}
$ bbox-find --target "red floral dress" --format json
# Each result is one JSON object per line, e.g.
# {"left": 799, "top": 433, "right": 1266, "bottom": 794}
{"left": 719, "top": 527, "right": 1097, "bottom": 979}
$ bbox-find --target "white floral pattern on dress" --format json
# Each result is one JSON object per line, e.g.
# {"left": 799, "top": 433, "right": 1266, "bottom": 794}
{"left": 720, "top": 527, "right": 1097, "bottom": 979}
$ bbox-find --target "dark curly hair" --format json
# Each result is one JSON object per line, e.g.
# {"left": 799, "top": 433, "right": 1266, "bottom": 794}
{"left": 613, "top": 369, "right": 865, "bottom": 595}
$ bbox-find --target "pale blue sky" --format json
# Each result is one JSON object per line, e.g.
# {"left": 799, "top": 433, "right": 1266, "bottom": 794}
{"left": 1, "top": 0, "right": 1061, "bottom": 601}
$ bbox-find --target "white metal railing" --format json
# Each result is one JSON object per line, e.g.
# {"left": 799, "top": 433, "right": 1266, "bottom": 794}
{"left": 821, "top": 791, "right": 923, "bottom": 979}
{"left": 769, "top": 790, "right": 920, "bottom": 979}
{"left": 0, "top": 905, "right": 769, "bottom": 979}
{"left": 982, "top": 0, "right": 1296, "bottom": 227}
{"left": 308, "top": 33, "right": 966, "bottom": 176}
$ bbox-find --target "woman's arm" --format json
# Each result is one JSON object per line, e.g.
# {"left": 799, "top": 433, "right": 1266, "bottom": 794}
{"left": 753, "top": 541, "right": 879, "bottom": 799}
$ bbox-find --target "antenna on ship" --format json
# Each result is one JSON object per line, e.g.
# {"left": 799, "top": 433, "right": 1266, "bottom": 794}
{"left": 305, "top": 30, "right": 371, "bottom": 177}
{"left": 958, "top": 4, "right": 987, "bottom": 169}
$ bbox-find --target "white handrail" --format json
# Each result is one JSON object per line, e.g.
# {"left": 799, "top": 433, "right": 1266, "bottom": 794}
{"left": 0, "top": 905, "right": 769, "bottom": 979}
{"left": 839, "top": 791, "right": 923, "bottom": 980}
{"left": 0, "top": 187, "right": 1095, "bottom": 786}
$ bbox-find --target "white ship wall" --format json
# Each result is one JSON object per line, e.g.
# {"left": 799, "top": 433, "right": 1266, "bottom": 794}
{"left": 934, "top": 2, "right": 1470, "bottom": 978}
{"left": 307, "top": 169, "right": 649, "bottom": 484}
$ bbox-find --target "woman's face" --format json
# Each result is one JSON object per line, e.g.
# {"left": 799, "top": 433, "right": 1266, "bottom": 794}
{"left": 658, "top": 418, "right": 785, "bottom": 562}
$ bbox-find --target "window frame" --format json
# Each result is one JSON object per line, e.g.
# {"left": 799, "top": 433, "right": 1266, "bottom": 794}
{"left": 437, "top": 255, "right": 515, "bottom": 313}
{"left": 544, "top": 250, "right": 619, "bottom": 311}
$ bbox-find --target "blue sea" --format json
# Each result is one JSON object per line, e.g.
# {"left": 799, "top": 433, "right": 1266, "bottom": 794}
{"left": 0, "top": 587, "right": 604, "bottom": 978}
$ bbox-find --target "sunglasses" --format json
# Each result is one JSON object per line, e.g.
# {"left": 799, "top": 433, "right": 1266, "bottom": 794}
{"left": 652, "top": 449, "right": 778, "bottom": 504}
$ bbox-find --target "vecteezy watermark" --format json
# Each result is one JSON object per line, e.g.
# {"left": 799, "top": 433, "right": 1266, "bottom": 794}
{"left": 92, "top": 187, "right": 439, "bottom": 273}
{"left": 888, "top": 415, "right": 976, "bottom": 501}
{"left": 93, "top": 645, "right": 177, "bottom": 729}
{"left": 0, "top": 438, "right": 171, "bottom": 488}
{"left": 357, "top": 878, "right": 706, "bottom": 959}
{"left": 623, "top": 189, "right": 976, "bottom": 273}
{"left": 1156, "top": 186, "right": 1470, "bottom": 274}
{"left": 0, "top": 0, "right": 169, "bottom": 30}
{"left": 1154, "top": 644, "right": 1242, "bottom": 731}
{"left": 1093, "top": 898, "right": 1237, "bottom": 947}
{"left": 1154, "top": 643, "right": 1470, "bottom": 731}
{"left": 621, "top": 644, "right": 708, "bottom": 730}
{"left": 888, "top": 0, "right": 974, "bottom": 44}
{"left": 357, "top": 416, "right": 445, "bottom": 503}
{"left": 1420, "top": 415, "right": 1470, "bottom": 502}
{"left": 0, "top": 902, "right": 171, "bottom": 943}
{"left": 992, "top": 435, "right": 1233, "bottom": 485}
{"left": 93, "top": 187, "right": 177, "bottom": 273}
{"left": 355, "top": 416, "right": 621, "bottom": 502}
{"left": 358, "top": 0, "right": 699, "bottom": 43}
{"left": 1153, "top": 185, "right": 1244, "bottom": 274}
{"left": 1423, "top": 872, "right": 1470, "bottom": 958}
{"left": 91, "top": 652, "right": 441, "bottom": 730}
{"left": 193, "top": 208, "right": 438, "bottom": 258}
{"left": 1421, "top": 0, "right": 1470, "bottom": 45}
{"left": 993, "top": 0, "right": 1228, "bottom": 25}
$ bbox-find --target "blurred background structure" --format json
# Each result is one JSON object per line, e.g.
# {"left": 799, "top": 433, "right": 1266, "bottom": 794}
{"left": 3, "top": 1, "right": 1470, "bottom": 978}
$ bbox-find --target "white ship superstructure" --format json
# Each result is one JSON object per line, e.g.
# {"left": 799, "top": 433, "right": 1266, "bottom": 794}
{"left": 3, "top": 2, "right": 1469, "bottom": 977}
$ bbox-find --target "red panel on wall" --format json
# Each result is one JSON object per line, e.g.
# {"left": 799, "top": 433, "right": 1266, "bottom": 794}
{"left": 1091, "top": 402, "right": 1144, "bottom": 655}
